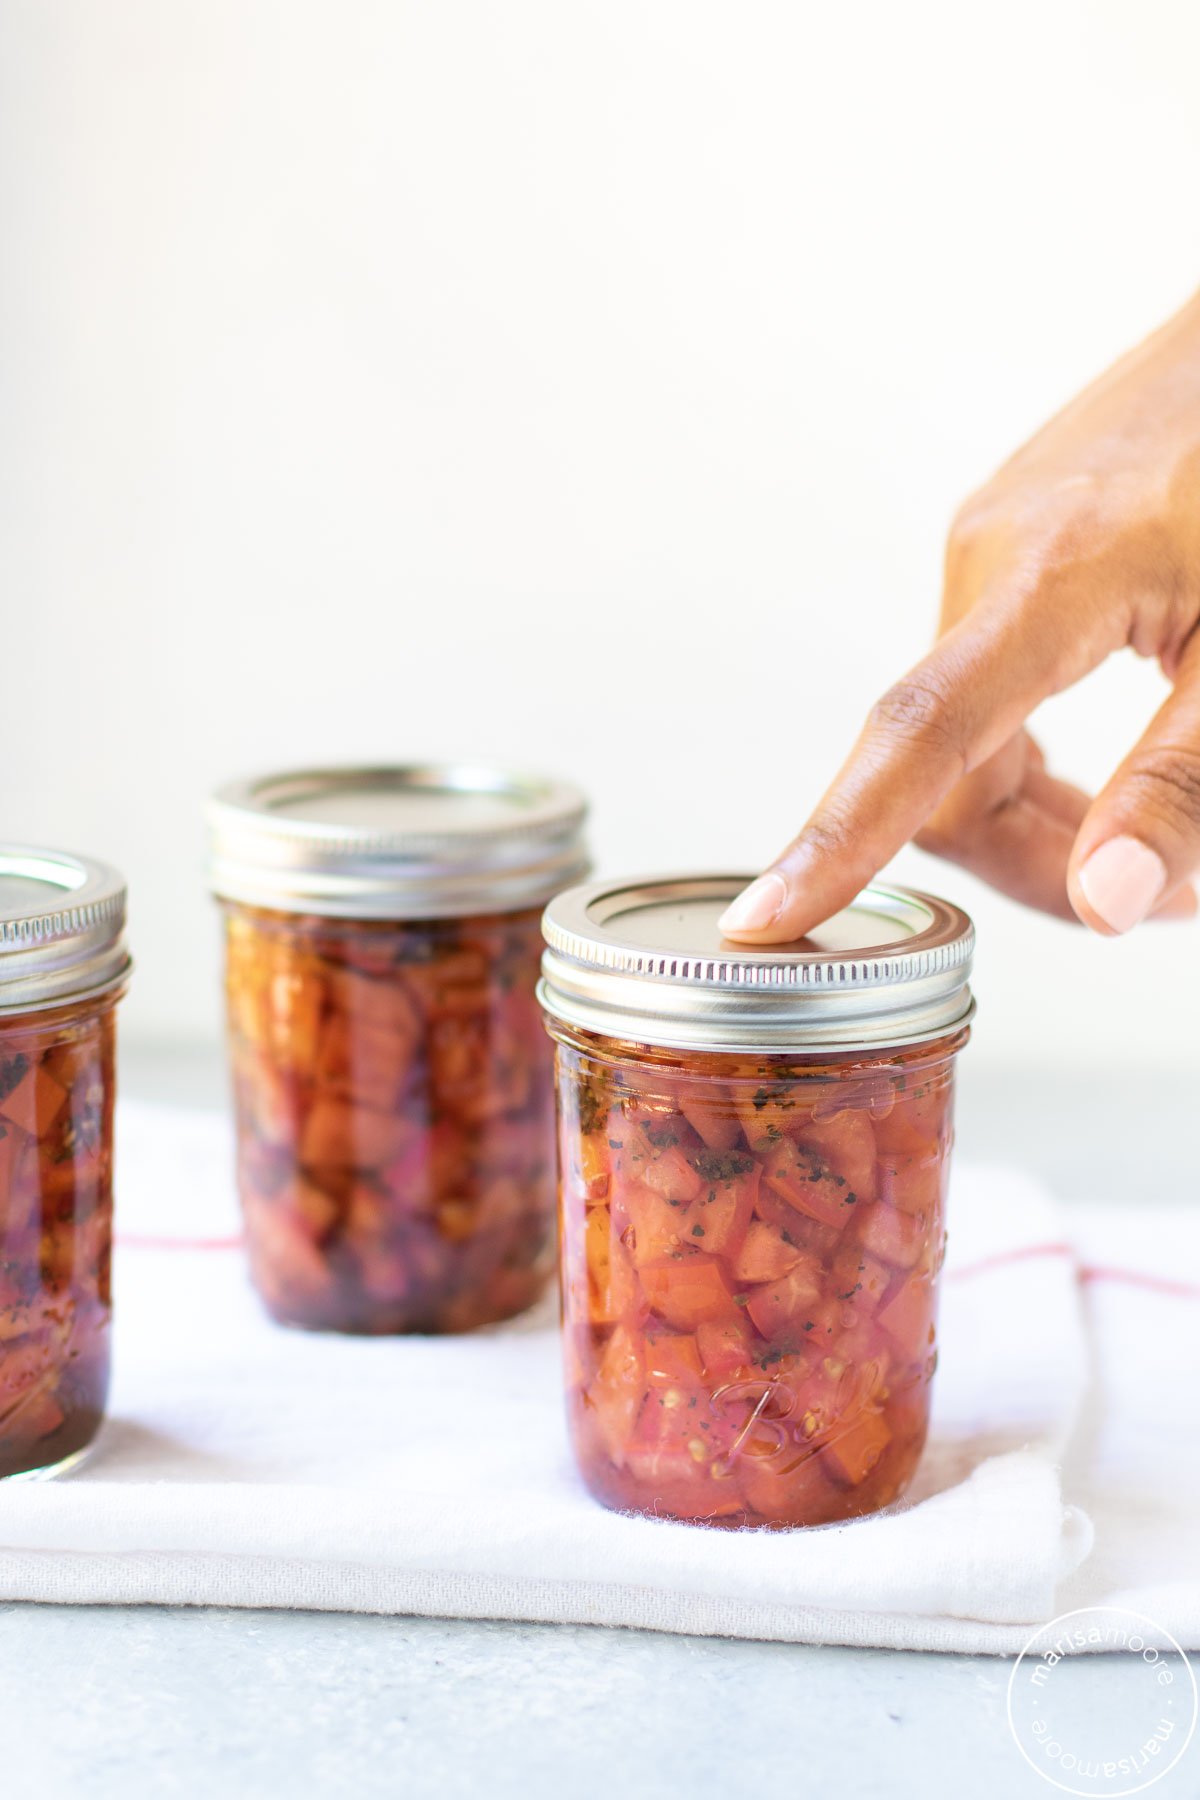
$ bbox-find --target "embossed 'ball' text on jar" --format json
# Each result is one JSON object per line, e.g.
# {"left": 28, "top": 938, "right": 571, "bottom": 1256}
{"left": 0, "top": 848, "right": 131, "bottom": 1481}
{"left": 539, "top": 875, "right": 974, "bottom": 1528}
{"left": 209, "top": 766, "right": 588, "bottom": 1335}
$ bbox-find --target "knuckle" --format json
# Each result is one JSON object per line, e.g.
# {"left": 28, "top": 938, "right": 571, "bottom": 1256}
{"left": 1122, "top": 744, "right": 1200, "bottom": 829}
{"left": 867, "top": 676, "right": 964, "bottom": 768}
{"left": 798, "top": 806, "right": 858, "bottom": 860}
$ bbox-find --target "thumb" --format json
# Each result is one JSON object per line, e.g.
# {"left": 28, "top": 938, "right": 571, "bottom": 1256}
{"left": 1069, "top": 636, "right": 1200, "bottom": 935}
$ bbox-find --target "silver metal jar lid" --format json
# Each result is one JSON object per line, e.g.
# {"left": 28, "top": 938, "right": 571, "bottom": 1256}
{"left": 0, "top": 846, "right": 131, "bottom": 1017}
{"left": 540, "top": 873, "right": 974, "bottom": 1053}
{"left": 208, "top": 764, "right": 590, "bottom": 919}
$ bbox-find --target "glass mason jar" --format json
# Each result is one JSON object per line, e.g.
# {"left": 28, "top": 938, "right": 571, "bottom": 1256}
{"left": 540, "top": 875, "right": 974, "bottom": 1528}
{"left": 0, "top": 847, "right": 131, "bottom": 1481}
{"left": 209, "top": 765, "right": 588, "bottom": 1334}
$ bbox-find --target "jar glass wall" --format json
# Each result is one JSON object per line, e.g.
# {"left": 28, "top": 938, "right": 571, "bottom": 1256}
{"left": 211, "top": 765, "right": 588, "bottom": 1335}
{"left": 540, "top": 872, "right": 974, "bottom": 1529}
{"left": 551, "top": 1026, "right": 964, "bottom": 1527}
{"left": 223, "top": 902, "right": 557, "bottom": 1333}
{"left": 0, "top": 997, "right": 119, "bottom": 1480}
{"left": 0, "top": 847, "right": 128, "bottom": 1483}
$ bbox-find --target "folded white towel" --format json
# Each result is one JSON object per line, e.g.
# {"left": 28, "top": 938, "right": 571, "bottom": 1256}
{"left": 0, "top": 1101, "right": 1190, "bottom": 1654}
{"left": 1056, "top": 1204, "right": 1200, "bottom": 1646}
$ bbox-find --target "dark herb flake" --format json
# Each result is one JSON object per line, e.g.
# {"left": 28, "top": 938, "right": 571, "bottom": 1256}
{"left": 0, "top": 1053, "right": 29, "bottom": 1106}
{"left": 694, "top": 1149, "right": 754, "bottom": 1182}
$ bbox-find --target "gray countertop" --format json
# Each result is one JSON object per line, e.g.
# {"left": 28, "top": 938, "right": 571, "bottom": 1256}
{"left": 3, "top": 1048, "right": 1197, "bottom": 1800}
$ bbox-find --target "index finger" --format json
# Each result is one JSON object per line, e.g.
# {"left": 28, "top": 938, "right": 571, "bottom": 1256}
{"left": 717, "top": 603, "right": 1092, "bottom": 942}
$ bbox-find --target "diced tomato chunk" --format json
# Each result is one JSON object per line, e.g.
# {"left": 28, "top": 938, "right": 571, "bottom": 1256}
{"left": 326, "top": 967, "right": 419, "bottom": 1044}
{"left": 577, "top": 1132, "right": 611, "bottom": 1199}
{"left": 243, "top": 1197, "right": 337, "bottom": 1311}
{"left": 605, "top": 1122, "right": 658, "bottom": 1199}
{"left": 265, "top": 970, "right": 325, "bottom": 1075}
{"left": 822, "top": 1406, "right": 892, "bottom": 1487}
{"left": 872, "top": 1078, "right": 948, "bottom": 1157}
{"left": 879, "top": 1150, "right": 943, "bottom": 1222}
{"left": 831, "top": 1317, "right": 887, "bottom": 1374}
{"left": 744, "top": 1259, "right": 823, "bottom": 1340}
{"left": 613, "top": 1182, "right": 689, "bottom": 1268}
{"left": 641, "top": 1144, "right": 702, "bottom": 1204}
{"left": 0, "top": 1061, "right": 68, "bottom": 1137}
{"left": 794, "top": 1111, "right": 876, "bottom": 1203}
{"left": 640, "top": 1258, "right": 742, "bottom": 1331}
{"left": 828, "top": 1247, "right": 892, "bottom": 1313}
{"left": 730, "top": 1219, "right": 804, "bottom": 1285}
{"left": 644, "top": 1332, "right": 704, "bottom": 1387}
{"left": 315, "top": 1014, "right": 413, "bottom": 1113}
{"left": 584, "top": 1206, "right": 639, "bottom": 1323}
{"left": 877, "top": 1271, "right": 935, "bottom": 1356}
{"left": 761, "top": 1135, "right": 856, "bottom": 1232}
{"left": 753, "top": 1182, "right": 841, "bottom": 1255}
{"left": 622, "top": 1388, "right": 739, "bottom": 1511}
{"left": 812, "top": 1071, "right": 898, "bottom": 1122}
{"left": 678, "top": 1089, "right": 741, "bottom": 1153}
{"left": 0, "top": 1330, "right": 57, "bottom": 1415}
{"left": 855, "top": 1201, "right": 928, "bottom": 1269}
{"left": 735, "top": 1084, "right": 811, "bottom": 1150}
{"left": 0, "top": 1120, "right": 26, "bottom": 1192}
{"left": 738, "top": 1443, "right": 839, "bottom": 1525}
{"left": 696, "top": 1317, "right": 757, "bottom": 1382}
{"left": 683, "top": 1164, "right": 757, "bottom": 1259}
{"left": 299, "top": 1096, "right": 407, "bottom": 1170}
{"left": 587, "top": 1325, "right": 646, "bottom": 1465}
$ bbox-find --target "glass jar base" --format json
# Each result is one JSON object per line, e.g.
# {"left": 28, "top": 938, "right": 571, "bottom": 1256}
{"left": 259, "top": 1278, "right": 553, "bottom": 1336}
{"left": 1, "top": 1440, "right": 97, "bottom": 1483}
{"left": 254, "top": 1261, "right": 556, "bottom": 1336}
{"left": 575, "top": 1455, "right": 920, "bottom": 1530}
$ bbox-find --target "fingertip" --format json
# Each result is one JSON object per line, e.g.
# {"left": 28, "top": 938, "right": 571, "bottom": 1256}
{"left": 1071, "top": 836, "right": 1169, "bottom": 937}
{"left": 717, "top": 871, "right": 788, "bottom": 939}
{"left": 1072, "top": 878, "right": 1197, "bottom": 933}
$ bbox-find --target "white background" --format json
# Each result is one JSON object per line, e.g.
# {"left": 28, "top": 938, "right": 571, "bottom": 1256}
{"left": 1, "top": 0, "right": 1198, "bottom": 1070}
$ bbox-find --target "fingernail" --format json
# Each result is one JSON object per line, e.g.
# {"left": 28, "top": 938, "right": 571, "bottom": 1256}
{"left": 1077, "top": 836, "right": 1168, "bottom": 934}
{"left": 718, "top": 872, "right": 788, "bottom": 934}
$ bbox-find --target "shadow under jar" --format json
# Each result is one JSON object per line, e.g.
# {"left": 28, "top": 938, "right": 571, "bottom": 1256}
{"left": 0, "top": 848, "right": 131, "bottom": 1481}
{"left": 540, "top": 875, "right": 974, "bottom": 1528}
{"left": 209, "top": 765, "right": 588, "bottom": 1334}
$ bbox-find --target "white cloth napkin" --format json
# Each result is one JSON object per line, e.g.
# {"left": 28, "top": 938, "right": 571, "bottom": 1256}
{"left": 0, "top": 1100, "right": 1192, "bottom": 1653}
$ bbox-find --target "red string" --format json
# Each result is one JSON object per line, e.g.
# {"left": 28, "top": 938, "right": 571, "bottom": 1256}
{"left": 945, "top": 1241, "right": 1074, "bottom": 1282}
{"left": 1078, "top": 1263, "right": 1200, "bottom": 1302}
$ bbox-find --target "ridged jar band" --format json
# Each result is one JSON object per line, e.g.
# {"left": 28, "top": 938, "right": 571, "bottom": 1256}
{"left": 208, "top": 765, "right": 589, "bottom": 920}
{"left": 0, "top": 848, "right": 131, "bottom": 1017}
{"left": 539, "top": 873, "right": 975, "bottom": 1054}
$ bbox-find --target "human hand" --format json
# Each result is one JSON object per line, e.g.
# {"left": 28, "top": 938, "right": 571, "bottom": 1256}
{"left": 720, "top": 293, "right": 1200, "bottom": 941}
